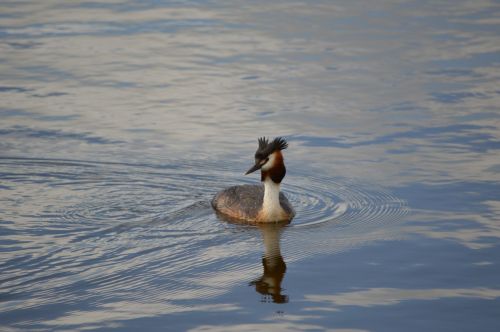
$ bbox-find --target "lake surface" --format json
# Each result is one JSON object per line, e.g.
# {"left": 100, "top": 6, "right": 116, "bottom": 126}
{"left": 1, "top": 1, "right": 500, "bottom": 331}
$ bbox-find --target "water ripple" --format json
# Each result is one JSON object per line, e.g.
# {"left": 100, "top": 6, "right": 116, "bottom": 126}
{"left": 0, "top": 157, "right": 408, "bottom": 318}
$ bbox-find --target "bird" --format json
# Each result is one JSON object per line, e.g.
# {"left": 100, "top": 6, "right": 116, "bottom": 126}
{"left": 211, "top": 137, "right": 295, "bottom": 223}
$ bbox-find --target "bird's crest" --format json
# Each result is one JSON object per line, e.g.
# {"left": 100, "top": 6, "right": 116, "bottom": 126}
{"left": 255, "top": 137, "right": 288, "bottom": 159}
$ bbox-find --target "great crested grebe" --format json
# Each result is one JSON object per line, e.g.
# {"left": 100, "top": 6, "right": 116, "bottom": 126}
{"left": 211, "top": 137, "right": 295, "bottom": 223}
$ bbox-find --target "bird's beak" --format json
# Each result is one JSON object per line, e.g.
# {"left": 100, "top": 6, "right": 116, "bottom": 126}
{"left": 245, "top": 162, "right": 262, "bottom": 175}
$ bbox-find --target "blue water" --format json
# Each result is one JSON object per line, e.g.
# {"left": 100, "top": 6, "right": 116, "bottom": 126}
{"left": 1, "top": 1, "right": 500, "bottom": 331}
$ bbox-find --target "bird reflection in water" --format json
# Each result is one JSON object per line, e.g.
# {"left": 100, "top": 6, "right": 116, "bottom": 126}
{"left": 214, "top": 212, "right": 289, "bottom": 303}
{"left": 250, "top": 222, "right": 289, "bottom": 304}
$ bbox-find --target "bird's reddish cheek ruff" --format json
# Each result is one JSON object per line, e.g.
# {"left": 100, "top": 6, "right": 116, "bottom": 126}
{"left": 261, "top": 151, "right": 286, "bottom": 184}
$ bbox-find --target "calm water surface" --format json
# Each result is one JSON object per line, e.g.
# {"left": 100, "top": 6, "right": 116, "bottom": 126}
{"left": 1, "top": 1, "right": 500, "bottom": 331}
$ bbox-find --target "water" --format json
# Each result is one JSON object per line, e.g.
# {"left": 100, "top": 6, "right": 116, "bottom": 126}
{"left": 1, "top": 1, "right": 499, "bottom": 331}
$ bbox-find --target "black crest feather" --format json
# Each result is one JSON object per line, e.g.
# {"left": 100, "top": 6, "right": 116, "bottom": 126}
{"left": 254, "top": 137, "right": 288, "bottom": 159}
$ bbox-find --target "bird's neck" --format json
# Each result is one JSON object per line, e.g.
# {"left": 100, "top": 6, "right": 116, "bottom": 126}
{"left": 259, "top": 151, "right": 287, "bottom": 221}
{"left": 261, "top": 177, "right": 284, "bottom": 221}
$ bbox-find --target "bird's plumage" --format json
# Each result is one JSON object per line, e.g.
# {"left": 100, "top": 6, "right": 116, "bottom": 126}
{"left": 212, "top": 137, "right": 295, "bottom": 223}
{"left": 211, "top": 184, "right": 294, "bottom": 223}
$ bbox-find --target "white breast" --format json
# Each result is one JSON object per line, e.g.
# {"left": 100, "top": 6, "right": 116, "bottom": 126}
{"left": 259, "top": 178, "right": 286, "bottom": 221}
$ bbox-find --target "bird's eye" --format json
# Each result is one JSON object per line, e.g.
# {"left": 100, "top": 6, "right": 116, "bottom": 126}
{"left": 262, "top": 157, "right": 269, "bottom": 165}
